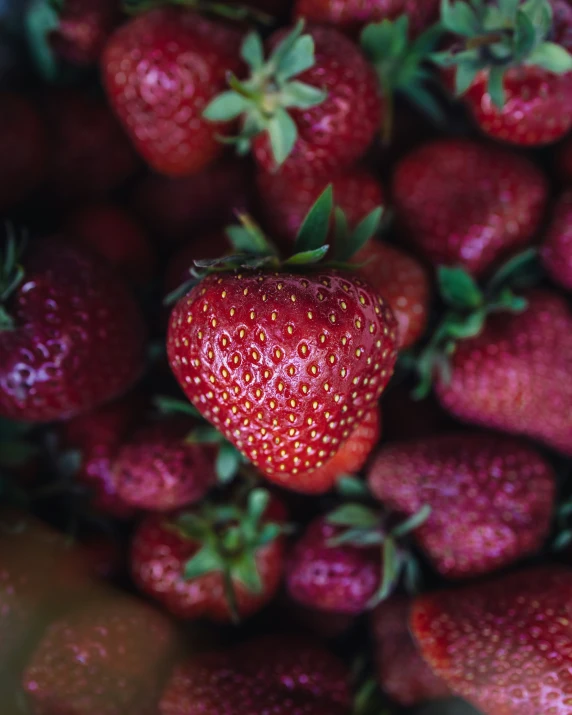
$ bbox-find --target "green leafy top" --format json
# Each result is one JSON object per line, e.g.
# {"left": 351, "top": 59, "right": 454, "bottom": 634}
{"left": 123, "top": 0, "right": 274, "bottom": 25}
{"left": 361, "top": 16, "right": 444, "bottom": 140}
{"left": 0, "top": 228, "right": 26, "bottom": 332}
{"left": 203, "top": 20, "right": 327, "bottom": 167}
{"left": 432, "top": 0, "right": 572, "bottom": 108}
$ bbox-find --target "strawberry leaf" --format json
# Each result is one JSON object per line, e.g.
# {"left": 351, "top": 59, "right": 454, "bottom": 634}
{"left": 25, "top": 0, "right": 60, "bottom": 82}
{"left": 441, "top": 0, "right": 481, "bottom": 36}
{"left": 370, "top": 537, "right": 401, "bottom": 606}
{"left": 438, "top": 266, "right": 484, "bottom": 310}
{"left": 336, "top": 475, "right": 371, "bottom": 499}
{"left": 215, "top": 443, "right": 242, "bottom": 483}
{"left": 267, "top": 107, "right": 298, "bottom": 166}
{"left": 283, "top": 246, "right": 329, "bottom": 265}
{"left": 280, "top": 81, "right": 327, "bottom": 109}
{"left": 527, "top": 41, "right": 572, "bottom": 73}
{"left": 275, "top": 35, "right": 317, "bottom": 81}
{"left": 327, "top": 503, "right": 379, "bottom": 529}
{"left": 233, "top": 552, "right": 263, "bottom": 593}
{"left": 241, "top": 31, "right": 265, "bottom": 71}
{"left": 203, "top": 91, "right": 252, "bottom": 121}
{"left": 295, "top": 184, "right": 333, "bottom": 252}
{"left": 391, "top": 505, "right": 432, "bottom": 538}
{"left": 184, "top": 545, "right": 224, "bottom": 579}
{"left": 335, "top": 208, "right": 383, "bottom": 261}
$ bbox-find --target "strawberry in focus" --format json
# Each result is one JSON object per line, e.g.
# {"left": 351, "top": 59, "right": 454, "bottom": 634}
{"left": 541, "top": 188, "right": 572, "bottom": 290}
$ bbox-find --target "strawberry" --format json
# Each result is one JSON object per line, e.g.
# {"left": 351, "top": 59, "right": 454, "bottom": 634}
{"left": 351, "top": 240, "right": 430, "bottom": 349}
{"left": 102, "top": 8, "right": 244, "bottom": 177}
{"left": 65, "top": 203, "right": 155, "bottom": 284}
{"left": 541, "top": 189, "right": 572, "bottom": 290}
{"left": 49, "top": 0, "right": 119, "bottom": 65}
{"left": 368, "top": 432, "right": 555, "bottom": 578}
{"left": 167, "top": 268, "right": 397, "bottom": 490}
{"left": 435, "top": 0, "right": 572, "bottom": 147}
{"left": 294, "top": 0, "right": 439, "bottom": 38}
{"left": 299, "top": 406, "right": 381, "bottom": 494}
{"left": 392, "top": 138, "right": 548, "bottom": 276}
{"left": 113, "top": 418, "right": 216, "bottom": 512}
{"left": 286, "top": 515, "right": 381, "bottom": 614}
{"left": 371, "top": 596, "right": 451, "bottom": 706}
{"left": 22, "top": 593, "right": 179, "bottom": 715}
{"left": 411, "top": 566, "right": 572, "bottom": 715}
{"left": 0, "top": 236, "right": 147, "bottom": 423}
{"left": 205, "top": 22, "right": 382, "bottom": 176}
{"left": 159, "top": 634, "right": 351, "bottom": 715}
{"left": 60, "top": 393, "right": 145, "bottom": 518}
{"left": 131, "top": 159, "right": 252, "bottom": 244}
{"left": 131, "top": 489, "right": 287, "bottom": 622}
{"left": 256, "top": 167, "right": 385, "bottom": 245}
{"left": 0, "top": 93, "right": 47, "bottom": 211}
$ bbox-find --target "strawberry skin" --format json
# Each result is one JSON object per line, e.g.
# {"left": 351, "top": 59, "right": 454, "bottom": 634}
{"left": 436, "top": 290, "right": 572, "bottom": 456}
{"left": 371, "top": 597, "right": 451, "bottom": 707}
{"left": 113, "top": 418, "right": 216, "bottom": 512}
{"left": 102, "top": 8, "right": 243, "bottom": 177}
{"left": 0, "top": 238, "right": 147, "bottom": 423}
{"left": 411, "top": 566, "right": 572, "bottom": 715}
{"left": 352, "top": 241, "right": 430, "bottom": 349}
{"left": 392, "top": 138, "right": 548, "bottom": 276}
{"left": 286, "top": 516, "right": 380, "bottom": 614}
{"left": 159, "top": 635, "right": 350, "bottom": 715}
{"left": 253, "top": 26, "right": 382, "bottom": 177}
{"left": 541, "top": 189, "right": 572, "bottom": 290}
{"left": 131, "top": 499, "right": 286, "bottom": 622}
{"left": 368, "top": 432, "right": 555, "bottom": 578}
{"left": 257, "top": 167, "right": 385, "bottom": 245}
{"left": 294, "top": 0, "right": 439, "bottom": 37}
{"left": 23, "top": 594, "right": 179, "bottom": 715}
{"left": 50, "top": 0, "right": 119, "bottom": 65}
{"left": 167, "top": 270, "right": 397, "bottom": 490}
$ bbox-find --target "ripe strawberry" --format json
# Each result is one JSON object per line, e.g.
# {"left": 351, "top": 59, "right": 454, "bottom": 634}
{"left": 205, "top": 23, "right": 382, "bottom": 176}
{"left": 371, "top": 596, "right": 451, "bottom": 706}
{"left": 392, "top": 138, "right": 548, "bottom": 276}
{"left": 294, "top": 0, "right": 439, "bottom": 38}
{"left": 368, "top": 432, "right": 555, "bottom": 578}
{"left": 0, "top": 94, "right": 47, "bottom": 211}
{"left": 113, "top": 418, "right": 215, "bottom": 512}
{"left": 411, "top": 566, "right": 572, "bottom": 715}
{"left": 435, "top": 289, "right": 572, "bottom": 457}
{"left": 131, "top": 490, "right": 287, "bottom": 622}
{"left": 351, "top": 240, "right": 430, "bottom": 349}
{"left": 48, "top": 0, "right": 120, "bottom": 65}
{"left": 60, "top": 393, "right": 145, "bottom": 518}
{"left": 159, "top": 634, "right": 351, "bottom": 715}
{"left": 299, "top": 406, "right": 381, "bottom": 494}
{"left": 256, "top": 167, "right": 385, "bottom": 245}
{"left": 167, "top": 270, "right": 397, "bottom": 490}
{"left": 102, "top": 8, "right": 243, "bottom": 177}
{"left": 65, "top": 203, "right": 155, "bottom": 284}
{"left": 541, "top": 189, "right": 572, "bottom": 290}
{"left": 131, "top": 159, "right": 252, "bottom": 244}
{"left": 286, "top": 516, "right": 381, "bottom": 614}
{"left": 436, "top": 0, "right": 572, "bottom": 147}
{"left": 22, "top": 594, "right": 179, "bottom": 715}
{"left": 0, "top": 236, "right": 147, "bottom": 423}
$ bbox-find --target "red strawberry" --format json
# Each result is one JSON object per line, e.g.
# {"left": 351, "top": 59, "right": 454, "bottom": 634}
{"left": 371, "top": 596, "right": 451, "bottom": 706}
{"left": 294, "top": 0, "right": 439, "bottom": 37}
{"left": 256, "top": 167, "right": 385, "bottom": 245}
{"left": 43, "top": 90, "right": 138, "bottom": 203}
{"left": 368, "top": 432, "right": 555, "bottom": 578}
{"left": 299, "top": 406, "right": 381, "bottom": 494}
{"left": 435, "top": 290, "right": 572, "bottom": 457}
{"left": 351, "top": 240, "right": 430, "bottom": 349}
{"left": 541, "top": 189, "right": 572, "bottom": 290}
{"left": 0, "top": 94, "right": 47, "bottom": 211}
{"left": 113, "top": 418, "right": 215, "bottom": 512}
{"left": 0, "top": 237, "right": 147, "bottom": 423}
{"left": 286, "top": 516, "right": 380, "bottom": 614}
{"left": 22, "top": 594, "right": 179, "bottom": 715}
{"left": 131, "top": 490, "right": 287, "bottom": 622}
{"left": 60, "top": 393, "right": 144, "bottom": 518}
{"left": 48, "top": 0, "right": 120, "bottom": 65}
{"left": 131, "top": 159, "right": 252, "bottom": 244}
{"left": 159, "top": 634, "right": 351, "bottom": 715}
{"left": 167, "top": 270, "right": 397, "bottom": 491}
{"left": 205, "top": 23, "right": 382, "bottom": 177}
{"left": 102, "top": 8, "right": 243, "bottom": 177}
{"left": 411, "top": 566, "right": 572, "bottom": 715}
{"left": 65, "top": 203, "right": 155, "bottom": 284}
{"left": 392, "top": 138, "right": 548, "bottom": 276}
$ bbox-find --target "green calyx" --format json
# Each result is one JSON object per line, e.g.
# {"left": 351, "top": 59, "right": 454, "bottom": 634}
{"left": 123, "top": 0, "right": 274, "bottom": 25}
{"left": 411, "top": 248, "right": 540, "bottom": 399}
{"left": 326, "top": 501, "right": 431, "bottom": 606}
{"left": 25, "top": 0, "right": 63, "bottom": 82}
{"left": 360, "top": 16, "right": 445, "bottom": 141}
{"left": 175, "top": 488, "right": 285, "bottom": 623}
{"left": 432, "top": 0, "right": 572, "bottom": 108}
{"left": 0, "top": 228, "right": 26, "bottom": 332}
{"left": 204, "top": 20, "right": 327, "bottom": 166}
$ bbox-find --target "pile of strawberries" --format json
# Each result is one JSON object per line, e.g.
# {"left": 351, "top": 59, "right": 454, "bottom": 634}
{"left": 2, "top": 0, "right": 572, "bottom": 713}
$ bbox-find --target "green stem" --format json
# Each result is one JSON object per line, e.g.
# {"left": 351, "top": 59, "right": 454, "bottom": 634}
{"left": 223, "top": 567, "right": 241, "bottom": 624}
